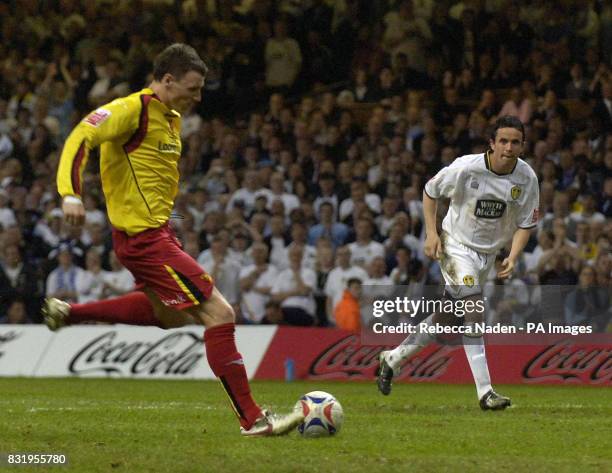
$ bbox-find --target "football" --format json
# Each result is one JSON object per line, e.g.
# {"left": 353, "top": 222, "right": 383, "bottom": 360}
{"left": 294, "top": 391, "right": 344, "bottom": 438}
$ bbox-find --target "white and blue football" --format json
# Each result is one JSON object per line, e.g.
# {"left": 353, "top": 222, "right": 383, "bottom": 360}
{"left": 294, "top": 391, "right": 344, "bottom": 438}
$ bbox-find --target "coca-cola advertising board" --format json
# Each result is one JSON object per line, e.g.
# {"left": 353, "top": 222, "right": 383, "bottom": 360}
{"left": 254, "top": 327, "right": 612, "bottom": 386}
{"left": 0, "top": 325, "right": 276, "bottom": 379}
{"left": 0, "top": 325, "right": 609, "bottom": 385}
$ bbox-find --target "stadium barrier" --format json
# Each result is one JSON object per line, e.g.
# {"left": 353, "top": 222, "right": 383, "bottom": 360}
{"left": 0, "top": 325, "right": 274, "bottom": 380}
{"left": 1, "top": 326, "right": 609, "bottom": 385}
{"left": 256, "top": 327, "right": 611, "bottom": 386}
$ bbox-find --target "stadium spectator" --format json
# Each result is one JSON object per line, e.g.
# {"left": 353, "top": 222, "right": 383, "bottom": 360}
{"left": 87, "top": 58, "right": 129, "bottom": 108}
{"left": 265, "top": 19, "right": 302, "bottom": 94}
{"left": 339, "top": 179, "right": 381, "bottom": 222}
{"left": 333, "top": 278, "right": 363, "bottom": 332}
{"left": 365, "top": 256, "right": 393, "bottom": 288}
{"left": 382, "top": 0, "right": 432, "bottom": 73}
{"left": 260, "top": 171, "right": 300, "bottom": 217}
{"left": 45, "top": 244, "right": 83, "bottom": 303}
{"left": 0, "top": 189, "right": 16, "bottom": 229}
{"left": 0, "top": 243, "right": 41, "bottom": 319}
{"left": 497, "top": 87, "right": 533, "bottom": 125}
{"left": 271, "top": 244, "right": 316, "bottom": 326}
{"left": 260, "top": 300, "right": 284, "bottom": 325}
{"left": 226, "top": 169, "right": 263, "bottom": 217}
{"left": 101, "top": 250, "right": 135, "bottom": 299}
{"left": 313, "top": 241, "right": 335, "bottom": 326}
{"left": 286, "top": 221, "right": 317, "bottom": 270}
{"left": 239, "top": 242, "right": 278, "bottom": 324}
{"left": 0, "top": 298, "right": 31, "bottom": 324}
{"left": 564, "top": 266, "right": 609, "bottom": 327}
{"left": 313, "top": 172, "right": 340, "bottom": 218}
{"left": 75, "top": 248, "right": 107, "bottom": 304}
{"left": 485, "top": 254, "right": 531, "bottom": 327}
{"left": 324, "top": 245, "right": 368, "bottom": 317}
{"left": 82, "top": 194, "right": 106, "bottom": 227}
{"left": 197, "top": 235, "right": 241, "bottom": 308}
{"left": 308, "top": 201, "right": 349, "bottom": 248}
{"left": 348, "top": 218, "right": 385, "bottom": 269}
{"left": 389, "top": 246, "right": 424, "bottom": 286}
{"left": 571, "top": 194, "right": 606, "bottom": 226}
{"left": 565, "top": 62, "right": 590, "bottom": 100}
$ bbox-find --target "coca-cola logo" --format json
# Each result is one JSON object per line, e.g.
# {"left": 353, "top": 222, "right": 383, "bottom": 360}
{"left": 523, "top": 340, "right": 612, "bottom": 384}
{"left": 0, "top": 330, "right": 20, "bottom": 360}
{"left": 68, "top": 331, "right": 204, "bottom": 376}
{"left": 309, "top": 335, "right": 457, "bottom": 380}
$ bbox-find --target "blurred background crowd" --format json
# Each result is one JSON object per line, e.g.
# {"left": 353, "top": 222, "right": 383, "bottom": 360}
{"left": 0, "top": 0, "right": 610, "bottom": 330}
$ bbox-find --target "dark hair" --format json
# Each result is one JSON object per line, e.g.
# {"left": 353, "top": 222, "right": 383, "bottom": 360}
{"left": 491, "top": 115, "right": 525, "bottom": 142}
{"left": 153, "top": 43, "right": 208, "bottom": 81}
{"left": 395, "top": 245, "right": 411, "bottom": 255}
{"left": 347, "top": 278, "right": 362, "bottom": 287}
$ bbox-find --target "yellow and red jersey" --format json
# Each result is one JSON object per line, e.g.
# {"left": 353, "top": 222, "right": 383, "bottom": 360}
{"left": 57, "top": 88, "right": 182, "bottom": 235}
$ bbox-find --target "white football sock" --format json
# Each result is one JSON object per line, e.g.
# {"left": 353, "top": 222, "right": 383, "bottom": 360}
{"left": 463, "top": 335, "right": 492, "bottom": 400}
{"left": 385, "top": 314, "right": 435, "bottom": 373}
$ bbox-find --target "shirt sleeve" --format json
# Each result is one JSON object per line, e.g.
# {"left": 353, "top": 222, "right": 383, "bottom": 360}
{"left": 56, "top": 96, "right": 140, "bottom": 198}
{"left": 517, "top": 175, "right": 540, "bottom": 229}
{"left": 424, "top": 158, "right": 465, "bottom": 199}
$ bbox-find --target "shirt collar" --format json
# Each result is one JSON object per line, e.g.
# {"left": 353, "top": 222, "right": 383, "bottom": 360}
{"left": 484, "top": 150, "right": 517, "bottom": 176}
{"left": 141, "top": 88, "right": 181, "bottom": 117}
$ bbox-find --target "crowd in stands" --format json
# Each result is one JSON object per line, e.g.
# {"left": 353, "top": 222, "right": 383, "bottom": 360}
{"left": 0, "top": 0, "right": 610, "bottom": 330}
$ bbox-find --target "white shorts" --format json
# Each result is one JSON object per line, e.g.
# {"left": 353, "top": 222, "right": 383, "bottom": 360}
{"left": 439, "top": 232, "right": 495, "bottom": 299}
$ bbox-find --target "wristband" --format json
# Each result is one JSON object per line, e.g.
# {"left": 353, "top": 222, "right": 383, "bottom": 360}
{"left": 63, "top": 195, "right": 82, "bottom": 204}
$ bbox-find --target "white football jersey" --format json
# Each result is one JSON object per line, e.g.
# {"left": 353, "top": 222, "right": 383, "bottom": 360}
{"left": 425, "top": 152, "right": 539, "bottom": 254}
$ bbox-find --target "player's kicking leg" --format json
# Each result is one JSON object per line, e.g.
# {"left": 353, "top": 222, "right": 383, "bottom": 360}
{"left": 189, "top": 287, "right": 304, "bottom": 436}
{"left": 44, "top": 226, "right": 303, "bottom": 435}
{"left": 42, "top": 288, "right": 303, "bottom": 435}
{"left": 42, "top": 290, "right": 196, "bottom": 330}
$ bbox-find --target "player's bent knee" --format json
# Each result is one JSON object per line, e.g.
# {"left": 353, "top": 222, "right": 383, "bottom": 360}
{"left": 189, "top": 288, "right": 236, "bottom": 327}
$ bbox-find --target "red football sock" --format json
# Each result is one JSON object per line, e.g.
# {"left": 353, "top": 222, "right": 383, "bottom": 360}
{"left": 68, "top": 292, "right": 162, "bottom": 327}
{"left": 204, "top": 323, "right": 262, "bottom": 429}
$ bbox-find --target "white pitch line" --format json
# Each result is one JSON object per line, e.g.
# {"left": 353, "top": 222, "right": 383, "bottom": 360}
{"left": 26, "top": 404, "right": 219, "bottom": 413}
{"left": 27, "top": 406, "right": 218, "bottom": 412}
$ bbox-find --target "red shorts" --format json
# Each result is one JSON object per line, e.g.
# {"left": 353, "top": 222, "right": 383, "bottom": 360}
{"left": 112, "top": 224, "right": 214, "bottom": 309}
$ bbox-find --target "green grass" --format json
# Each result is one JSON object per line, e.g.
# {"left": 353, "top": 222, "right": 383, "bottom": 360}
{"left": 0, "top": 378, "right": 610, "bottom": 473}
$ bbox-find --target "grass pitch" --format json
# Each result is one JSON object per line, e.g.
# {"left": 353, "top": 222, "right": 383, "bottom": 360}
{"left": 0, "top": 378, "right": 610, "bottom": 473}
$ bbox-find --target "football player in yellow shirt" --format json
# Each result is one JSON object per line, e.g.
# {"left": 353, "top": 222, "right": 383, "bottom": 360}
{"left": 45, "top": 43, "right": 303, "bottom": 436}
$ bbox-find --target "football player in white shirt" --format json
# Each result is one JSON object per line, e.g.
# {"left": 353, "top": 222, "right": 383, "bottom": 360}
{"left": 378, "top": 116, "right": 540, "bottom": 410}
